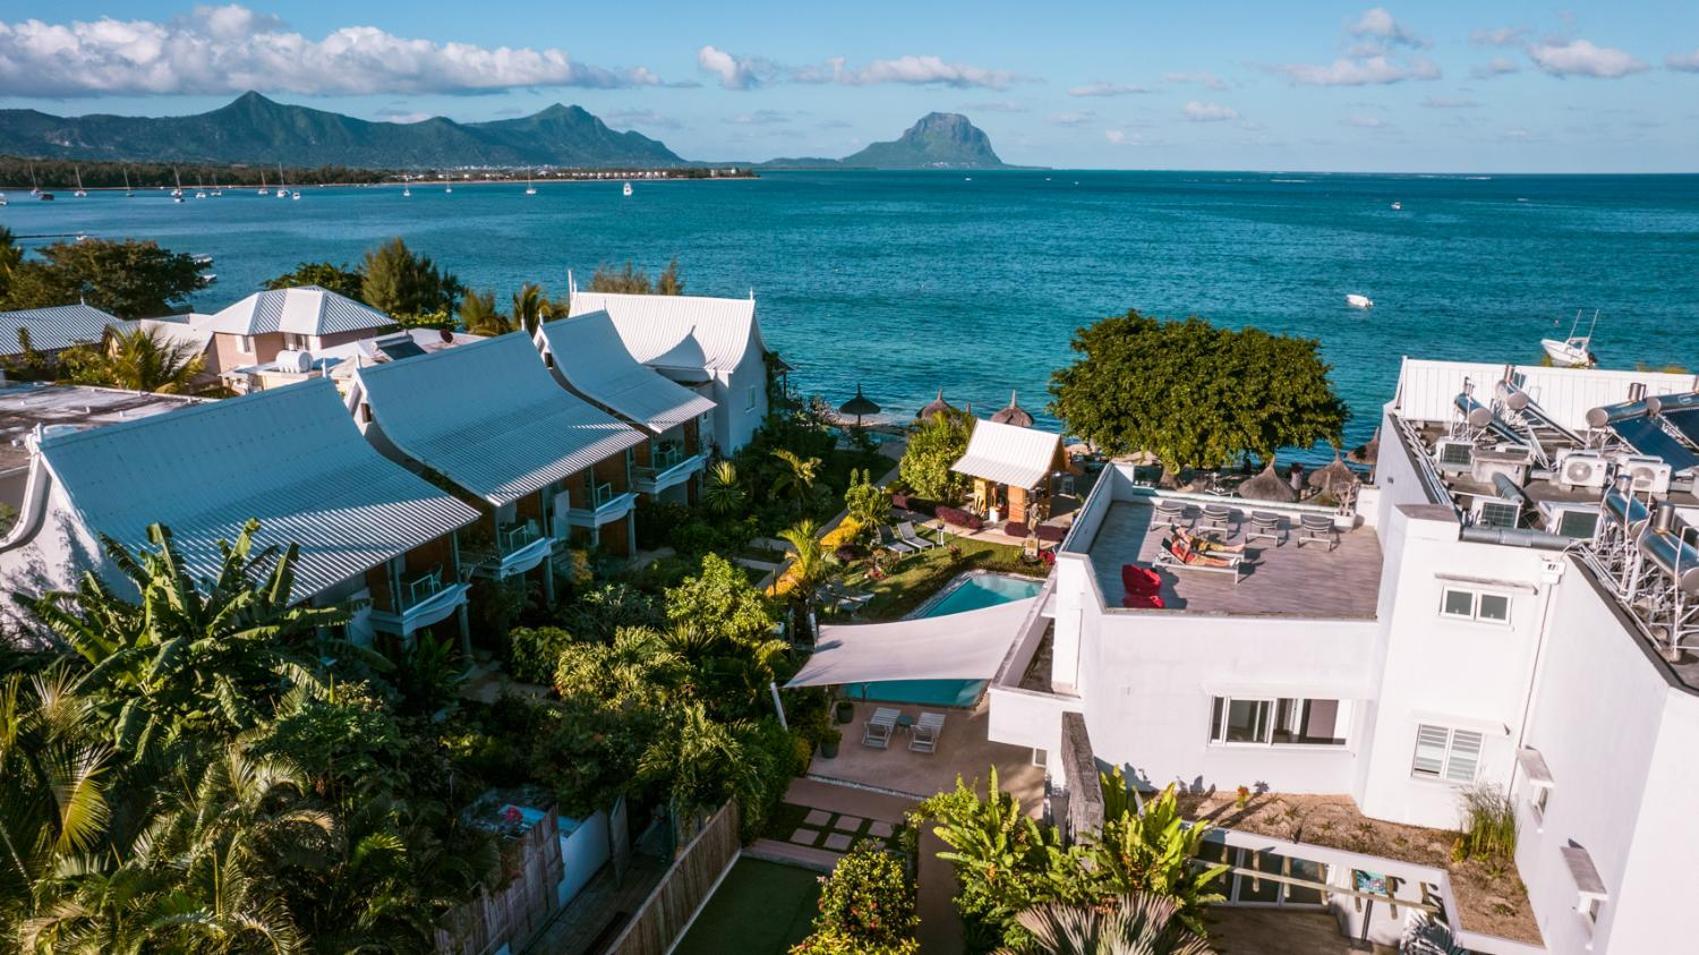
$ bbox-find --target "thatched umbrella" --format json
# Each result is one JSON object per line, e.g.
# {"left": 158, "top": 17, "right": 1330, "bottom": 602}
{"left": 990, "top": 390, "right": 1035, "bottom": 428}
{"left": 1348, "top": 428, "right": 1380, "bottom": 466}
{"left": 838, "top": 385, "right": 881, "bottom": 429}
{"left": 918, "top": 387, "right": 957, "bottom": 421}
{"left": 1309, "top": 453, "right": 1361, "bottom": 502}
{"left": 1238, "top": 460, "right": 1298, "bottom": 504}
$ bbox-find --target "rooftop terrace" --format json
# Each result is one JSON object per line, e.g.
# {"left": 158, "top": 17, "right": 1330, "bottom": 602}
{"left": 0, "top": 383, "right": 200, "bottom": 480}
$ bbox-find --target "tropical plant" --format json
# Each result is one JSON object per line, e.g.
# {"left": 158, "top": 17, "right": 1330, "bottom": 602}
{"left": 703, "top": 460, "right": 746, "bottom": 516}
{"left": 1002, "top": 893, "right": 1214, "bottom": 955}
{"left": 0, "top": 237, "right": 205, "bottom": 317}
{"left": 637, "top": 700, "right": 771, "bottom": 819}
{"left": 899, "top": 411, "right": 973, "bottom": 502}
{"left": 507, "top": 625, "right": 574, "bottom": 685}
{"left": 264, "top": 261, "right": 365, "bottom": 300}
{"left": 778, "top": 520, "right": 830, "bottom": 620}
{"left": 553, "top": 626, "right": 684, "bottom": 708}
{"left": 60, "top": 324, "right": 206, "bottom": 393}
{"left": 0, "top": 224, "right": 21, "bottom": 297}
{"left": 1452, "top": 784, "right": 1517, "bottom": 868}
{"left": 844, "top": 468, "right": 891, "bottom": 528}
{"left": 804, "top": 840, "right": 919, "bottom": 950}
{"left": 771, "top": 449, "right": 823, "bottom": 515}
{"left": 1401, "top": 912, "right": 1469, "bottom": 955}
{"left": 1049, "top": 311, "right": 1348, "bottom": 471}
{"left": 457, "top": 288, "right": 507, "bottom": 336}
{"left": 510, "top": 282, "right": 563, "bottom": 334}
{"left": 587, "top": 258, "right": 685, "bottom": 295}
{"left": 1082, "top": 783, "right": 1228, "bottom": 934}
{"left": 360, "top": 237, "right": 464, "bottom": 324}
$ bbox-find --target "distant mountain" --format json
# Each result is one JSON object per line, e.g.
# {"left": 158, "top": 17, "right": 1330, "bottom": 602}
{"left": 0, "top": 92, "right": 686, "bottom": 168}
{"left": 764, "top": 113, "right": 1012, "bottom": 170}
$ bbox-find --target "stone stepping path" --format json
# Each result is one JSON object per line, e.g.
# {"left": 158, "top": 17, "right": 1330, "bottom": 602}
{"left": 781, "top": 803, "right": 899, "bottom": 854}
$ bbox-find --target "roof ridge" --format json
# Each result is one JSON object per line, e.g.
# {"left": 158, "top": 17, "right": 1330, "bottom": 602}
{"left": 357, "top": 328, "right": 528, "bottom": 380}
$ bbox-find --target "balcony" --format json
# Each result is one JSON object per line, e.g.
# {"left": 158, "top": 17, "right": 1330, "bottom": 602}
{"left": 563, "top": 479, "right": 637, "bottom": 528}
{"left": 633, "top": 444, "right": 706, "bottom": 496}
{"left": 369, "top": 565, "right": 470, "bottom": 639}
{"left": 474, "top": 519, "right": 556, "bottom": 579}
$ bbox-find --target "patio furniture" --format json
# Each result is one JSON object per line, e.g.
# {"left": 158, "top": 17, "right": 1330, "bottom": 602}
{"left": 1248, "top": 511, "right": 1285, "bottom": 547}
{"left": 1199, "top": 503, "right": 1235, "bottom": 532}
{"left": 910, "top": 712, "right": 946, "bottom": 753}
{"left": 1156, "top": 536, "right": 1245, "bottom": 582}
{"left": 880, "top": 527, "right": 917, "bottom": 555}
{"left": 863, "top": 707, "right": 900, "bottom": 749}
{"left": 824, "top": 581, "right": 873, "bottom": 612}
{"left": 897, "top": 521, "right": 937, "bottom": 550}
{"left": 1059, "top": 474, "right": 1077, "bottom": 497}
{"left": 1122, "top": 564, "right": 1162, "bottom": 596}
{"left": 1122, "top": 590, "right": 1166, "bottom": 609}
{"left": 1298, "top": 514, "right": 1339, "bottom": 551}
{"left": 1152, "top": 498, "right": 1190, "bottom": 531}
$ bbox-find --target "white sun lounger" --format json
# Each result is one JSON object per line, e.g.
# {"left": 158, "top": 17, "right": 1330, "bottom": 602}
{"left": 881, "top": 527, "right": 917, "bottom": 555}
{"left": 863, "top": 706, "right": 900, "bottom": 748}
{"left": 897, "top": 521, "right": 936, "bottom": 550}
{"left": 910, "top": 711, "right": 946, "bottom": 753}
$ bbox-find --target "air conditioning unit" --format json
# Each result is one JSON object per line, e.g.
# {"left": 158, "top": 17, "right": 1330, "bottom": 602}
{"left": 1470, "top": 447, "right": 1533, "bottom": 488}
{"left": 1555, "top": 449, "right": 1610, "bottom": 489}
{"left": 1614, "top": 454, "right": 1673, "bottom": 495}
{"left": 1472, "top": 495, "right": 1523, "bottom": 529}
{"left": 1539, "top": 500, "right": 1601, "bottom": 540}
{"left": 1433, "top": 439, "right": 1476, "bottom": 474}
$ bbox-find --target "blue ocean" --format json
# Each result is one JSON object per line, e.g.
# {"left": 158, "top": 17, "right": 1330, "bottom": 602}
{"left": 6, "top": 170, "right": 1697, "bottom": 453}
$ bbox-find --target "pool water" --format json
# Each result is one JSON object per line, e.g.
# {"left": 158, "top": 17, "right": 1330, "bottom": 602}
{"left": 842, "top": 573, "right": 1043, "bottom": 707}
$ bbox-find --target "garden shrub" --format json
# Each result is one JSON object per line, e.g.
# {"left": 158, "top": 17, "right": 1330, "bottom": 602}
{"left": 635, "top": 499, "right": 692, "bottom": 550}
{"left": 794, "top": 840, "right": 919, "bottom": 953}
{"left": 508, "top": 625, "right": 573, "bottom": 684}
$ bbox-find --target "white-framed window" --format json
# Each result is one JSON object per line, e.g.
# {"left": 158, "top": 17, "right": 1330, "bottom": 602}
{"left": 1209, "top": 697, "right": 1347, "bottom": 747}
{"left": 1439, "top": 587, "right": 1511, "bottom": 624}
{"left": 1411, "top": 724, "right": 1483, "bottom": 783}
{"left": 1529, "top": 785, "right": 1551, "bottom": 823}
{"left": 238, "top": 334, "right": 256, "bottom": 354}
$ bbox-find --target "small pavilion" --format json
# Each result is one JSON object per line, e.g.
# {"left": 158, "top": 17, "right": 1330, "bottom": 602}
{"left": 950, "top": 415, "right": 1068, "bottom": 524}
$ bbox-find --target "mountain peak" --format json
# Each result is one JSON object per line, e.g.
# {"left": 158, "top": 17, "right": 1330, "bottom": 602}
{"left": 838, "top": 112, "right": 1005, "bottom": 169}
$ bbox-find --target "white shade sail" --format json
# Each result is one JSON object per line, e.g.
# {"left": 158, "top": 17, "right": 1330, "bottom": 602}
{"left": 785, "top": 598, "right": 1037, "bottom": 687}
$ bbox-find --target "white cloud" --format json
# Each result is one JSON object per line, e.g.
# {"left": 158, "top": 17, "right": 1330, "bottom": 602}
{"left": 961, "top": 100, "right": 1027, "bottom": 113}
{"left": 604, "top": 108, "right": 683, "bottom": 130}
{"left": 1527, "top": 39, "right": 1648, "bottom": 79}
{"left": 1342, "top": 114, "right": 1386, "bottom": 128}
{"left": 727, "top": 109, "right": 794, "bottom": 126}
{"left": 1471, "top": 56, "right": 1520, "bottom": 79}
{"left": 0, "top": 5, "right": 665, "bottom": 96}
{"left": 1278, "top": 55, "right": 1440, "bottom": 86}
{"left": 1047, "top": 110, "right": 1095, "bottom": 126}
{"left": 1183, "top": 100, "right": 1238, "bottom": 122}
{"left": 795, "top": 55, "right": 1018, "bottom": 89}
{"left": 373, "top": 109, "right": 432, "bottom": 124}
{"left": 1471, "top": 26, "right": 1528, "bottom": 47}
{"left": 1421, "top": 95, "right": 1479, "bottom": 108}
{"left": 1164, "top": 71, "right": 1228, "bottom": 90}
{"left": 1068, "top": 81, "right": 1152, "bottom": 97}
{"left": 1667, "top": 49, "right": 1699, "bottom": 72}
{"left": 697, "top": 45, "right": 771, "bottom": 90}
{"left": 1349, "top": 7, "right": 1429, "bottom": 49}
{"left": 1104, "top": 129, "right": 1126, "bottom": 144}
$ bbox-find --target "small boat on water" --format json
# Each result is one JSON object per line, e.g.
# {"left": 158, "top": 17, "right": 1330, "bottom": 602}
{"left": 445, "top": 182, "right": 454, "bottom": 194}
{"left": 171, "top": 168, "right": 185, "bottom": 201}
{"left": 258, "top": 171, "right": 269, "bottom": 195}
{"left": 291, "top": 190, "right": 301, "bottom": 201}
{"left": 275, "top": 163, "right": 288, "bottom": 198}
{"left": 525, "top": 172, "right": 537, "bottom": 196}
{"left": 1346, "top": 293, "right": 1374, "bottom": 310}
{"left": 73, "top": 167, "right": 87, "bottom": 198}
{"left": 1541, "top": 310, "right": 1600, "bottom": 368}
{"left": 191, "top": 254, "right": 214, "bottom": 267}
{"left": 1390, "top": 200, "right": 1402, "bottom": 211}
{"left": 123, "top": 167, "right": 133, "bottom": 198}
{"left": 38, "top": 192, "right": 55, "bottom": 202}
{"left": 622, "top": 181, "right": 633, "bottom": 197}
{"left": 402, "top": 183, "right": 412, "bottom": 198}
{"left": 0, "top": 193, "right": 7, "bottom": 206}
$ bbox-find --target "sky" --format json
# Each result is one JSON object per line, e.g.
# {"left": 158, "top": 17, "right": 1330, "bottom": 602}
{"left": 1, "top": 2, "right": 1696, "bottom": 172}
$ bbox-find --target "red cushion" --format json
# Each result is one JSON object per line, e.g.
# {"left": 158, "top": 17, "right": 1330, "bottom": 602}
{"left": 1121, "top": 564, "right": 1161, "bottom": 596}
{"left": 1121, "top": 591, "right": 1166, "bottom": 609}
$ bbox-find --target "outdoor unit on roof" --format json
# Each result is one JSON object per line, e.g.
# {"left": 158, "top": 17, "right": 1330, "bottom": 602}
{"left": 1538, "top": 500, "right": 1601, "bottom": 540}
{"left": 1556, "top": 449, "right": 1611, "bottom": 490}
{"left": 1470, "top": 447, "right": 1533, "bottom": 488}
{"left": 1433, "top": 439, "right": 1475, "bottom": 474}
{"left": 1614, "top": 454, "right": 1673, "bottom": 495}
{"left": 1472, "top": 495, "right": 1523, "bottom": 529}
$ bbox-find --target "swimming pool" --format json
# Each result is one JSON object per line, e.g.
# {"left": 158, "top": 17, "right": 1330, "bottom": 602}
{"left": 841, "top": 572, "right": 1043, "bottom": 707}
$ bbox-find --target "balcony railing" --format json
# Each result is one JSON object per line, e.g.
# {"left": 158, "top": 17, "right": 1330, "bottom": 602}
{"left": 498, "top": 519, "right": 543, "bottom": 555}
{"left": 402, "top": 567, "right": 447, "bottom": 610}
{"left": 588, "top": 480, "right": 617, "bottom": 509}
{"left": 649, "top": 442, "right": 685, "bottom": 472}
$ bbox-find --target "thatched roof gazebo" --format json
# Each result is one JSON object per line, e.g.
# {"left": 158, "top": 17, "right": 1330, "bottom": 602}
{"left": 1310, "top": 453, "right": 1362, "bottom": 502}
{"left": 1238, "top": 460, "right": 1298, "bottom": 504}
{"left": 989, "top": 390, "right": 1035, "bottom": 428}
{"left": 838, "top": 385, "right": 881, "bottom": 429}
{"left": 918, "top": 388, "right": 957, "bottom": 421}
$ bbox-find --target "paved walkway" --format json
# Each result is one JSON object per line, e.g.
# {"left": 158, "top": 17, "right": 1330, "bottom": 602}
{"left": 523, "top": 855, "right": 668, "bottom": 955}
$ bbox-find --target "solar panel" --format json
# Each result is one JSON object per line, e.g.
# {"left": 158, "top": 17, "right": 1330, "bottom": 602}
{"left": 1663, "top": 409, "right": 1699, "bottom": 449}
{"left": 1610, "top": 417, "right": 1699, "bottom": 473}
{"left": 376, "top": 339, "right": 427, "bottom": 362}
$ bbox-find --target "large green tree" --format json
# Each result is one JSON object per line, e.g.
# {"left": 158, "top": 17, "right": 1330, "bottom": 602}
{"left": 264, "top": 261, "right": 365, "bottom": 300}
{"left": 360, "top": 238, "right": 464, "bottom": 325}
{"left": 1049, "top": 311, "right": 1348, "bottom": 471}
{"left": 898, "top": 410, "right": 972, "bottom": 502}
{"left": 0, "top": 239, "right": 205, "bottom": 318}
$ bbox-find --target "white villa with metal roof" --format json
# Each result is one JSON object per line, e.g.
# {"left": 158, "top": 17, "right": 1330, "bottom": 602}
{"left": 0, "top": 378, "right": 479, "bottom": 648}
{"left": 951, "top": 417, "right": 1068, "bottom": 524}
{"left": 566, "top": 285, "right": 768, "bottom": 454}
{"left": 348, "top": 332, "right": 647, "bottom": 593}
{"left": 0, "top": 303, "right": 128, "bottom": 359}
{"left": 204, "top": 286, "right": 399, "bottom": 386}
{"left": 535, "top": 312, "right": 716, "bottom": 503}
{"left": 987, "top": 356, "right": 1699, "bottom": 953}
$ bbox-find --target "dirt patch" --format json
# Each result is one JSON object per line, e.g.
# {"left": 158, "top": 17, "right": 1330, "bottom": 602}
{"left": 1178, "top": 791, "right": 1539, "bottom": 946}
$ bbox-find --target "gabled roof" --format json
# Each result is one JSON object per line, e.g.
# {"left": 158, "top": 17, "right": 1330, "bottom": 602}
{"left": 537, "top": 312, "right": 716, "bottom": 434}
{"left": 206, "top": 286, "right": 397, "bottom": 337}
{"left": 566, "top": 290, "right": 758, "bottom": 373}
{"left": 355, "top": 332, "right": 645, "bottom": 506}
{"left": 33, "top": 379, "right": 477, "bottom": 601}
{"left": 134, "top": 318, "right": 214, "bottom": 356}
{"left": 0, "top": 303, "right": 127, "bottom": 356}
{"left": 952, "top": 418, "right": 1063, "bottom": 489}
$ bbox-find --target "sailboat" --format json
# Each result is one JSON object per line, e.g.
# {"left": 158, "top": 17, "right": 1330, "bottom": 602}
{"left": 1541, "top": 310, "right": 1600, "bottom": 368}
{"left": 194, "top": 175, "right": 208, "bottom": 200}
{"left": 171, "top": 169, "right": 185, "bottom": 202}
{"left": 123, "top": 167, "right": 133, "bottom": 198}
{"left": 622, "top": 181, "right": 633, "bottom": 197}
{"left": 1345, "top": 293, "right": 1374, "bottom": 310}
{"left": 445, "top": 179, "right": 453, "bottom": 194}
{"left": 28, "top": 164, "right": 40, "bottom": 196}
{"left": 402, "top": 181, "right": 412, "bottom": 198}
{"left": 524, "top": 172, "right": 537, "bottom": 196}
{"left": 275, "top": 163, "right": 288, "bottom": 199}
{"left": 210, "top": 176, "right": 222, "bottom": 197}
{"left": 1391, "top": 200, "right": 1403, "bottom": 211}
{"left": 73, "top": 166, "right": 87, "bottom": 198}
{"left": 258, "top": 170, "right": 269, "bottom": 196}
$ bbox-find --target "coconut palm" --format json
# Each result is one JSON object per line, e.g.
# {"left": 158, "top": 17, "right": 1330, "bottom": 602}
{"left": 637, "top": 700, "right": 767, "bottom": 818}
{"left": 778, "top": 519, "right": 829, "bottom": 622}
{"left": 64, "top": 325, "right": 205, "bottom": 394}
{"left": 510, "top": 282, "right": 561, "bottom": 335}
{"left": 770, "top": 449, "right": 822, "bottom": 515}
{"left": 1004, "top": 893, "right": 1214, "bottom": 955}
{"left": 458, "top": 288, "right": 508, "bottom": 336}
{"left": 702, "top": 461, "right": 745, "bottom": 516}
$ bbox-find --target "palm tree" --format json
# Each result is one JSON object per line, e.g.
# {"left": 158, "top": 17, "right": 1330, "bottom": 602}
{"left": 637, "top": 700, "right": 767, "bottom": 819}
{"left": 509, "top": 282, "right": 560, "bottom": 335}
{"left": 1004, "top": 893, "right": 1214, "bottom": 955}
{"left": 778, "top": 519, "right": 829, "bottom": 634}
{"left": 65, "top": 325, "right": 205, "bottom": 394}
{"left": 770, "top": 449, "right": 822, "bottom": 515}
{"left": 702, "top": 461, "right": 745, "bottom": 516}
{"left": 458, "top": 288, "right": 508, "bottom": 336}
{"left": 1082, "top": 784, "right": 1228, "bottom": 934}
{"left": 21, "top": 520, "right": 347, "bottom": 757}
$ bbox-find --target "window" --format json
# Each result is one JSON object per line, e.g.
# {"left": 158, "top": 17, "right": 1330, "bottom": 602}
{"left": 238, "top": 335, "right": 255, "bottom": 354}
{"left": 1411, "top": 724, "right": 1483, "bottom": 783}
{"left": 1210, "top": 697, "right": 1347, "bottom": 746}
{"left": 1439, "top": 587, "right": 1510, "bottom": 624}
{"left": 1530, "top": 785, "right": 1551, "bottom": 823}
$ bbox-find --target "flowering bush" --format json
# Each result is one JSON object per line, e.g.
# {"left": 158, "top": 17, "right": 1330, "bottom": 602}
{"left": 792, "top": 840, "right": 918, "bottom": 953}
{"left": 821, "top": 517, "right": 864, "bottom": 552}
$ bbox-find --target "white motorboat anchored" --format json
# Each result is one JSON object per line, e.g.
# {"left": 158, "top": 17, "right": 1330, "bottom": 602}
{"left": 1390, "top": 200, "right": 1402, "bottom": 211}
{"left": 1541, "top": 309, "right": 1600, "bottom": 368}
{"left": 1346, "top": 293, "right": 1374, "bottom": 310}
{"left": 622, "top": 181, "right": 633, "bottom": 197}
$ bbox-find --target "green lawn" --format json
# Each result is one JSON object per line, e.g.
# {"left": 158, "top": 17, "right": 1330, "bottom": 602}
{"left": 843, "top": 535, "right": 1029, "bottom": 622}
{"left": 673, "top": 858, "right": 822, "bottom": 955}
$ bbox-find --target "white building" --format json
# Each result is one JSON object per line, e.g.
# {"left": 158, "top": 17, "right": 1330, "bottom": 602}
{"left": 988, "top": 357, "right": 1699, "bottom": 953}
{"left": 202, "top": 285, "right": 399, "bottom": 387}
{"left": 565, "top": 286, "right": 768, "bottom": 454}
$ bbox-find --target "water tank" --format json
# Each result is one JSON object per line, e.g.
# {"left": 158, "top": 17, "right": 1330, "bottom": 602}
{"left": 275, "top": 349, "right": 313, "bottom": 374}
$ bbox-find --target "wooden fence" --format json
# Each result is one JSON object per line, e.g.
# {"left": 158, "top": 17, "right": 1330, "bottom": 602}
{"left": 434, "top": 807, "right": 566, "bottom": 955}
{"left": 601, "top": 802, "right": 742, "bottom": 955}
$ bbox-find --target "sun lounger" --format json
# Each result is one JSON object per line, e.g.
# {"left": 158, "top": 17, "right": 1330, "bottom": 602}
{"left": 897, "top": 521, "right": 937, "bottom": 550}
{"left": 1173, "top": 525, "right": 1245, "bottom": 555}
{"left": 824, "top": 581, "right": 873, "bottom": 611}
{"left": 1248, "top": 511, "right": 1285, "bottom": 547}
{"left": 1199, "top": 503, "right": 1235, "bottom": 532}
{"left": 1153, "top": 498, "right": 1190, "bottom": 531}
{"left": 863, "top": 707, "right": 900, "bottom": 749}
{"left": 910, "top": 711, "right": 946, "bottom": 753}
{"left": 1298, "top": 514, "right": 1339, "bottom": 551}
{"left": 880, "top": 527, "right": 917, "bottom": 555}
{"left": 1156, "top": 537, "right": 1245, "bottom": 582}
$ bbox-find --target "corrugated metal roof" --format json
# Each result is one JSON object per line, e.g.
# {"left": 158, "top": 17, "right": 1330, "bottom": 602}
{"left": 206, "top": 286, "right": 397, "bottom": 337}
{"left": 38, "top": 378, "right": 478, "bottom": 602}
{"left": 134, "top": 318, "right": 214, "bottom": 355}
{"left": 1396, "top": 358, "right": 1699, "bottom": 431}
{"left": 356, "top": 332, "right": 646, "bottom": 506}
{"left": 538, "top": 312, "right": 717, "bottom": 434}
{"left": 567, "top": 290, "right": 758, "bottom": 372}
{"left": 0, "top": 303, "right": 126, "bottom": 356}
{"left": 951, "top": 418, "right": 1062, "bottom": 489}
